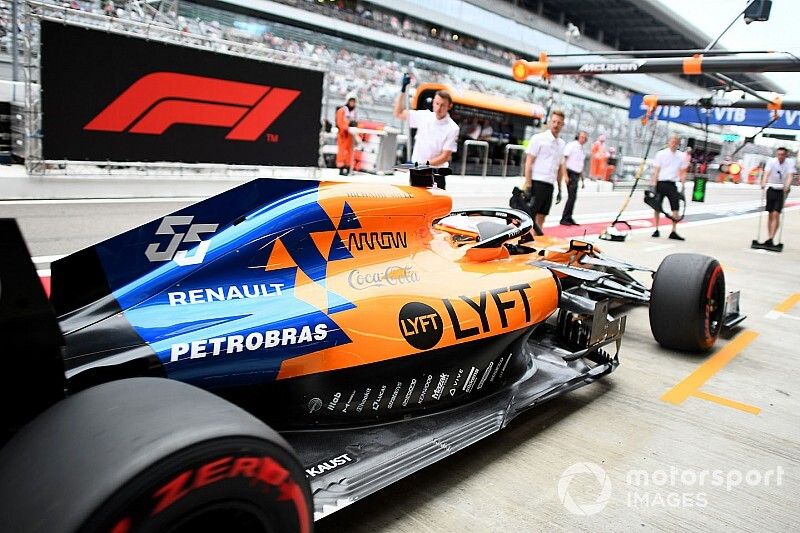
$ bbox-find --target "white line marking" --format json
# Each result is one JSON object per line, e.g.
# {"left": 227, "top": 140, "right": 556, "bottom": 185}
{"left": 548, "top": 204, "right": 799, "bottom": 240}
{"left": 643, "top": 244, "right": 675, "bottom": 252}
{"left": 31, "top": 254, "right": 66, "bottom": 264}
{"left": 628, "top": 220, "right": 653, "bottom": 227}
{"left": 744, "top": 248, "right": 773, "bottom": 255}
{"left": 764, "top": 310, "right": 800, "bottom": 321}
{"left": 547, "top": 200, "right": 780, "bottom": 227}
{"left": 1, "top": 197, "right": 200, "bottom": 206}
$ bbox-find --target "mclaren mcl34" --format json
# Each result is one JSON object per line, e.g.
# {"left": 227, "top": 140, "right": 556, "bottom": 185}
{"left": 0, "top": 168, "right": 742, "bottom": 532}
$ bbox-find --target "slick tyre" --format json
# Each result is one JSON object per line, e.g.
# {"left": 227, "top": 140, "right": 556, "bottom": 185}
{"left": 0, "top": 378, "right": 312, "bottom": 533}
{"left": 649, "top": 253, "right": 725, "bottom": 352}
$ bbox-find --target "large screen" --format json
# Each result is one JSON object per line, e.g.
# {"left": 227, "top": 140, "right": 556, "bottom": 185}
{"left": 41, "top": 21, "right": 323, "bottom": 166}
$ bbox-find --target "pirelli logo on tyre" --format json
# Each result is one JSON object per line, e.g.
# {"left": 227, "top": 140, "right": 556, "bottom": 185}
{"left": 41, "top": 20, "right": 322, "bottom": 165}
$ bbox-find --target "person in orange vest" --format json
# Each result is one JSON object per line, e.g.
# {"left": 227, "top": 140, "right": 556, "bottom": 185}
{"left": 747, "top": 161, "right": 765, "bottom": 184}
{"left": 336, "top": 93, "right": 358, "bottom": 175}
{"left": 731, "top": 163, "right": 742, "bottom": 184}
{"left": 590, "top": 134, "right": 608, "bottom": 180}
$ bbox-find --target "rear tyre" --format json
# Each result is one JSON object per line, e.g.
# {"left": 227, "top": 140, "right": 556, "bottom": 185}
{"left": 0, "top": 378, "right": 312, "bottom": 533}
{"left": 649, "top": 253, "right": 725, "bottom": 352}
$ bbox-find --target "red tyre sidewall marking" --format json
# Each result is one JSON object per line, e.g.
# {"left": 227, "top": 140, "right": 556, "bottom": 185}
{"left": 112, "top": 454, "right": 310, "bottom": 533}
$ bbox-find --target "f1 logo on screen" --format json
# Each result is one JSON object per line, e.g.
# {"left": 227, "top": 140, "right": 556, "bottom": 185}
{"left": 40, "top": 21, "right": 323, "bottom": 165}
{"left": 85, "top": 72, "right": 301, "bottom": 141}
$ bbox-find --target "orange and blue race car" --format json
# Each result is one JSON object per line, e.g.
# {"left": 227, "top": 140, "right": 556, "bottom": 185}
{"left": 0, "top": 166, "right": 742, "bottom": 532}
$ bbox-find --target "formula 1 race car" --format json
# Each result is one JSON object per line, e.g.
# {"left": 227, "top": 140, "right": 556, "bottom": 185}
{"left": 0, "top": 168, "right": 738, "bottom": 532}
{"left": 469, "top": 184, "right": 743, "bottom": 352}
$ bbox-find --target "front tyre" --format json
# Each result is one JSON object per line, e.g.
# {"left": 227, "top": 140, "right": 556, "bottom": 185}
{"left": 649, "top": 253, "right": 725, "bottom": 352}
{"left": 0, "top": 378, "right": 312, "bottom": 533}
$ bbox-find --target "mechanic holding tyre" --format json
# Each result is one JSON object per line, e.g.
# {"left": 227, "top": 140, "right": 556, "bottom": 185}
{"left": 650, "top": 134, "right": 689, "bottom": 241}
{"left": 522, "top": 110, "right": 568, "bottom": 232}
{"left": 759, "top": 146, "right": 794, "bottom": 247}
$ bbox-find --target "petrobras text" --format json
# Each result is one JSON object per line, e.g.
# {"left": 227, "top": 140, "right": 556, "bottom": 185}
{"left": 169, "top": 324, "right": 328, "bottom": 362}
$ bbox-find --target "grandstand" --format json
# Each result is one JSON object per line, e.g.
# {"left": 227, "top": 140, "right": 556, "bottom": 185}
{"left": 0, "top": 0, "right": 762, "bottom": 170}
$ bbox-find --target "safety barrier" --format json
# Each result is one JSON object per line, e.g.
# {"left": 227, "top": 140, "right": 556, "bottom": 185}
{"left": 502, "top": 144, "right": 526, "bottom": 178}
{"left": 461, "top": 139, "right": 489, "bottom": 178}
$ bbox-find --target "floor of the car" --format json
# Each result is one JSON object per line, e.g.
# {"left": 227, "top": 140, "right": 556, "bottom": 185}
{"left": 283, "top": 346, "right": 617, "bottom": 520}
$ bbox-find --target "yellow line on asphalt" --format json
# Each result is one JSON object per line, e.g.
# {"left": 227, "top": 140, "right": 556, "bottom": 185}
{"left": 774, "top": 293, "right": 800, "bottom": 313}
{"left": 661, "top": 330, "right": 759, "bottom": 408}
{"left": 691, "top": 390, "right": 761, "bottom": 415}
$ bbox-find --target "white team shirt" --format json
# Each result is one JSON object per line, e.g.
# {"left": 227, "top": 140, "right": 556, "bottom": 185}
{"left": 525, "top": 129, "right": 566, "bottom": 184}
{"left": 653, "top": 148, "right": 689, "bottom": 182}
{"left": 563, "top": 140, "right": 586, "bottom": 173}
{"left": 408, "top": 110, "right": 459, "bottom": 168}
{"left": 764, "top": 157, "right": 795, "bottom": 189}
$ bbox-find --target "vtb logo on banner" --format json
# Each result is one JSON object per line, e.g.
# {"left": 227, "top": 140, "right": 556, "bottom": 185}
{"left": 85, "top": 72, "right": 301, "bottom": 141}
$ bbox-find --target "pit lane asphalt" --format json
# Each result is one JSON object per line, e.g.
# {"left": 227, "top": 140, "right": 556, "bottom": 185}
{"left": 3, "top": 172, "right": 798, "bottom": 531}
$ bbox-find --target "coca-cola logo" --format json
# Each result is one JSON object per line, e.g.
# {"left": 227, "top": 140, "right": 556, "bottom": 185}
{"left": 347, "top": 265, "right": 420, "bottom": 290}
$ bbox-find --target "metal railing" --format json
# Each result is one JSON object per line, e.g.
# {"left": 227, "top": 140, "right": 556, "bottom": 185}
{"left": 502, "top": 144, "right": 526, "bottom": 178}
{"left": 461, "top": 140, "right": 489, "bottom": 178}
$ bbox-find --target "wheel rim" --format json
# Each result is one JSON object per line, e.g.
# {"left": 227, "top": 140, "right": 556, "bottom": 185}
{"left": 166, "top": 501, "right": 274, "bottom": 533}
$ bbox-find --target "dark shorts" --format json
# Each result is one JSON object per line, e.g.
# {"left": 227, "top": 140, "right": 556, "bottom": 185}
{"left": 531, "top": 180, "right": 554, "bottom": 215}
{"left": 655, "top": 181, "right": 681, "bottom": 211}
{"left": 766, "top": 188, "right": 785, "bottom": 213}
